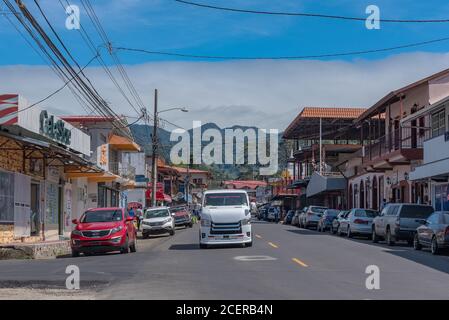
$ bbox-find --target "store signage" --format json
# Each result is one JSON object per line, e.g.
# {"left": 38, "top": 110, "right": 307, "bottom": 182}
{"left": 39, "top": 110, "right": 71, "bottom": 145}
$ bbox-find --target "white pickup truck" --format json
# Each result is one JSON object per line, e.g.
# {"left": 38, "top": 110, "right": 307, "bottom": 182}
{"left": 199, "top": 190, "right": 253, "bottom": 249}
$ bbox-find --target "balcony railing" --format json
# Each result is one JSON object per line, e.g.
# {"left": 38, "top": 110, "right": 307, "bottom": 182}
{"left": 109, "top": 162, "right": 136, "bottom": 180}
{"left": 363, "top": 127, "right": 430, "bottom": 161}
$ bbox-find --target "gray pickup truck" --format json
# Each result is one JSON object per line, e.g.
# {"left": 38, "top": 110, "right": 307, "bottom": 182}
{"left": 372, "top": 204, "right": 434, "bottom": 246}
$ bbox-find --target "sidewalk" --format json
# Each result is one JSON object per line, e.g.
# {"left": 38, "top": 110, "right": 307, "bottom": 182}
{"left": 0, "top": 241, "right": 71, "bottom": 260}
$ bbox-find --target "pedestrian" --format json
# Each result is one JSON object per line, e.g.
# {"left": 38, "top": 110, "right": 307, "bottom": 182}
{"left": 380, "top": 199, "right": 387, "bottom": 211}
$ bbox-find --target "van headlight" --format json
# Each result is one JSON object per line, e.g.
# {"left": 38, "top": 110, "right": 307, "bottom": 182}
{"left": 201, "top": 219, "right": 211, "bottom": 227}
{"left": 241, "top": 218, "right": 251, "bottom": 226}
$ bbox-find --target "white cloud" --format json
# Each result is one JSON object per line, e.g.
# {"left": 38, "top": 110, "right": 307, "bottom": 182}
{"left": 1, "top": 51, "right": 449, "bottom": 131}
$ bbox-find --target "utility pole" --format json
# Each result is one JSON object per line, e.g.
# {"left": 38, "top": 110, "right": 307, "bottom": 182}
{"left": 319, "top": 117, "right": 323, "bottom": 175}
{"left": 151, "top": 89, "right": 158, "bottom": 207}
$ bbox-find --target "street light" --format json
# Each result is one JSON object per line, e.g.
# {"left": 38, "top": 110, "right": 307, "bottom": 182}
{"left": 150, "top": 89, "right": 190, "bottom": 207}
{"left": 158, "top": 107, "right": 189, "bottom": 115}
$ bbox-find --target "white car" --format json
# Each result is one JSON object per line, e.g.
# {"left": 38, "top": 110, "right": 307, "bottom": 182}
{"left": 199, "top": 190, "right": 253, "bottom": 249}
{"left": 141, "top": 207, "right": 175, "bottom": 238}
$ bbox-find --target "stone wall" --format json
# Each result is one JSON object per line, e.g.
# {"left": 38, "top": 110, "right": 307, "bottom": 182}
{"left": 0, "top": 225, "right": 14, "bottom": 244}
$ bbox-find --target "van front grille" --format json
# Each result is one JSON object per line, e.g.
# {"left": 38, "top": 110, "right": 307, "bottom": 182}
{"left": 210, "top": 222, "right": 242, "bottom": 235}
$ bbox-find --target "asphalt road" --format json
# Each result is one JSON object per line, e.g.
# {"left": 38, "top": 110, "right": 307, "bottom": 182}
{"left": 1, "top": 221, "right": 449, "bottom": 299}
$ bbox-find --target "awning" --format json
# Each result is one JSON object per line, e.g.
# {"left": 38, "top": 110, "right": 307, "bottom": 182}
{"left": 410, "top": 158, "right": 449, "bottom": 181}
{"left": 287, "top": 179, "right": 310, "bottom": 189}
{"left": 109, "top": 134, "right": 141, "bottom": 152}
{"left": 66, "top": 171, "right": 120, "bottom": 182}
{"left": 306, "top": 172, "right": 346, "bottom": 198}
{"left": 145, "top": 189, "right": 172, "bottom": 203}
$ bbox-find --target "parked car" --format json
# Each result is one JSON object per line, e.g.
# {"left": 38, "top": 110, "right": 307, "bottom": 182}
{"left": 141, "top": 207, "right": 176, "bottom": 238}
{"left": 171, "top": 206, "right": 193, "bottom": 228}
{"left": 414, "top": 211, "right": 449, "bottom": 255}
{"left": 71, "top": 207, "right": 137, "bottom": 257}
{"left": 300, "top": 206, "right": 328, "bottom": 229}
{"left": 331, "top": 210, "right": 349, "bottom": 234}
{"left": 318, "top": 209, "right": 340, "bottom": 232}
{"left": 298, "top": 207, "right": 308, "bottom": 227}
{"left": 267, "top": 207, "right": 278, "bottom": 222}
{"left": 284, "top": 210, "right": 295, "bottom": 225}
{"left": 372, "top": 204, "right": 434, "bottom": 246}
{"left": 292, "top": 211, "right": 301, "bottom": 227}
{"left": 257, "top": 207, "right": 268, "bottom": 221}
{"left": 338, "top": 208, "right": 379, "bottom": 238}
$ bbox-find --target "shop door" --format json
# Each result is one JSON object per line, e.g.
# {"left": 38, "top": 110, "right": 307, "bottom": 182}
{"left": 14, "top": 173, "right": 31, "bottom": 238}
{"left": 30, "top": 183, "right": 40, "bottom": 236}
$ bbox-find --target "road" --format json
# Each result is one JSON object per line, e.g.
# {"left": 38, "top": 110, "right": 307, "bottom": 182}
{"left": 1, "top": 220, "right": 449, "bottom": 300}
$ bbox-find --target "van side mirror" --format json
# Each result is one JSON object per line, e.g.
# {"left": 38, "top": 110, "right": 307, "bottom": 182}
{"left": 72, "top": 219, "right": 79, "bottom": 225}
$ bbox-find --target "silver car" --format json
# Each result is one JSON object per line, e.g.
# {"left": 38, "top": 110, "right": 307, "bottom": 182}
{"left": 300, "top": 206, "right": 328, "bottom": 229}
{"left": 338, "top": 209, "right": 379, "bottom": 238}
{"left": 414, "top": 211, "right": 449, "bottom": 255}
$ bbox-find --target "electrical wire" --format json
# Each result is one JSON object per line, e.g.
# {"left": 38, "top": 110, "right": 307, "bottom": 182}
{"left": 115, "top": 36, "right": 449, "bottom": 60}
{"left": 174, "top": 0, "right": 449, "bottom": 23}
{"left": 15, "top": 53, "right": 99, "bottom": 114}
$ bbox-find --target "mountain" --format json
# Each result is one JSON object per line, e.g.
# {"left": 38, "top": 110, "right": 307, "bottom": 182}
{"left": 130, "top": 123, "right": 289, "bottom": 180}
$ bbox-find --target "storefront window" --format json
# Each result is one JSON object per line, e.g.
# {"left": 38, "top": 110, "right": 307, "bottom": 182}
{"left": 431, "top": 109, "right": 446, "bottom": 138}
{"left": 434, "top": 184, "right": 449, "bottom": 211}
{"left": 0, "top": 171, "right": 14, "bottom": 223}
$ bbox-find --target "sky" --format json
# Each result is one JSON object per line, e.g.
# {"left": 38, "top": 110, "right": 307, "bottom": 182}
{"left": 1, "top": 0, "right": 449, "bottom": 130}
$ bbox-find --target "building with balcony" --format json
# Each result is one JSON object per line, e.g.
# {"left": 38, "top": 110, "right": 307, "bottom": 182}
{"left": 406, "top": 95, "right": 449, "bottom": 210}
{"left": 283, "top": 107, "right": 368, "bottom": 209}
{"left": 346, "top": 68, "right": 449, "bottom": 210}
{"left": 61, "top": 115, "right": 141, "bottom": 209}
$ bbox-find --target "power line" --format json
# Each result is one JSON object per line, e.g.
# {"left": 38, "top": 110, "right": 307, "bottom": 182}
{"left": 174, "top": 0, "right": 449, "bottom": 23}
{"left": 7, "top": 0, "right": 133, "bottom": 138}
{"left": 115, "top": 36, "right": 449, "bottom": 60}
{"left": 15, "top": 53, "right": 99, "bottom": 114}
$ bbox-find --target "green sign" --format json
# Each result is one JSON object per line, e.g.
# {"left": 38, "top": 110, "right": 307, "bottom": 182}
{"left": 39, "top": 111, "right": 72, "bottom": 145}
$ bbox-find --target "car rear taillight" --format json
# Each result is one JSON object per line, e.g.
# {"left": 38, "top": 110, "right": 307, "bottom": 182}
{"left": 445, "top": 227, "right": 449, "bottom": 236}
{"left": 395, "top": 217, "right": 400, "bottom": 227}
{"left": 354, "top": 219, "right": 368, "bottom": 225}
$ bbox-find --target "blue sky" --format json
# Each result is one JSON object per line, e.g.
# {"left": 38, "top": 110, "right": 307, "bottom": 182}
{"left": 1, "top": 1, "right": 449, "bottom": 129}
{"left": 1, "top": 0, "right": 449, "bottom": 65}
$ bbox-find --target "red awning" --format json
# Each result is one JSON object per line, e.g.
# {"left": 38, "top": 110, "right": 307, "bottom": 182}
{"left": 145, "top": 190, "right": 172, "bottom": 203}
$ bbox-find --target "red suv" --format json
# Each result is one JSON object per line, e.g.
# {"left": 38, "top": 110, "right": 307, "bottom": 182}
{"left": 71, "top": 207, "right": 137, "bottom": 257}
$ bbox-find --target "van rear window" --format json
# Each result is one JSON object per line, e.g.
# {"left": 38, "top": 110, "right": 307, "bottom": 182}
{"left": 400, "top": 205, "right": 434, "bottom": 218}
{"left": 204, "top": 193, "right": 248, "bottom": 206}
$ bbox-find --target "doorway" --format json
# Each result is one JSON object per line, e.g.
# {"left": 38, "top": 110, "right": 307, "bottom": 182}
{"left": 372, "top": 177, "right": 378, "bottom": 210}
{"left": 30, "top": 183, "right": 40, "bottom": 236}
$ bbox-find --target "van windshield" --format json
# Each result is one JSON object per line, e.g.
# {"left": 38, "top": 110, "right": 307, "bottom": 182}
{"left": 400, "top": 205, "right": 434, "bottom": 218}
{"left": 204, "top": 193, "right": 248, "bottom": 207}
{"left": 311, "top": 207, "right": 327, "bottom": 213}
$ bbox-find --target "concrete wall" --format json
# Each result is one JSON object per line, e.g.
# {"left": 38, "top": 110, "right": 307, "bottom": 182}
{"left": 429, "top": 73, "right": 449, "bottom": 105}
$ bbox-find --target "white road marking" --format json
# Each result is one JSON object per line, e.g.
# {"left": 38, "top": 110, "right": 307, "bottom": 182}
{"left": 234, "top": 256, "right": 278, "bottom": 262}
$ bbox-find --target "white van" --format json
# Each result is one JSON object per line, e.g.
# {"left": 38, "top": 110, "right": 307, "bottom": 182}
{"left": 199, "top": 190, "right": 253, "bottom": 249}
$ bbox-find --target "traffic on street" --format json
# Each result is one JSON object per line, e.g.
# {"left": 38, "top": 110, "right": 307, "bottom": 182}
{"left": 1, "top": 0, "right": 449, "bottom": 306}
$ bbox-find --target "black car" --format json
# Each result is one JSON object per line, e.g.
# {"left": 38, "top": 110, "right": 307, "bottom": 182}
{"left": 414, "top": 211, "right": 449, "bottom": 255}
{"left": 284, "top": 210, "right": 295, "bottom": 225}
{"left": 318, "top": 209, "right": 340, "bottom": 232}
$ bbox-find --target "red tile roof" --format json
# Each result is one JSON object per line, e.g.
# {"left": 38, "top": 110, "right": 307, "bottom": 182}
{"left": 298, "top": 107, "right": 366, "bottom": 119}
{"left": 224, "top": 180, "right": 268, "bottom": 190}
{"left": 60, "top": 115, "right": 120, "bottom": 123}
{"left": 172, "top": 166, "right": 212, "bottom": 175}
